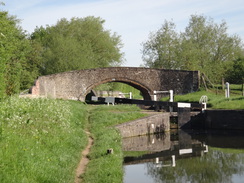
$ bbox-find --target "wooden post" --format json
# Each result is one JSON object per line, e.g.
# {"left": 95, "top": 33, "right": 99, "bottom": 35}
{"left": 107, "top": 148, "right": 114, "bottom": 154}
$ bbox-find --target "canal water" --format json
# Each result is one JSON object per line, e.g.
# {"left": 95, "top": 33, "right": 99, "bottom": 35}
{"left": 123, "top": 130, "right": 244, "bottom": 183}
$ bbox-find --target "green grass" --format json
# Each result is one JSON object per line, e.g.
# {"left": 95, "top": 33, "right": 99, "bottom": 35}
{"left": 82, "top": 105, "right": 146, "bottom": 183}
{"left": 214, "top": 84, "right": 243, "bottom": 93}
{"left": 211, "top": 147, "right": 244, "bottom": 154}
{"left": 161, "top": 88, "right": 244, "bottom": 110}
{"left": 0, "top": 97, "right": 88, "bottom": 183}
{"left": 94, "top": 82, "right": 143, "bottom": 99}
{"left": 0, "top": 97, "right": 146, "bottom": 183}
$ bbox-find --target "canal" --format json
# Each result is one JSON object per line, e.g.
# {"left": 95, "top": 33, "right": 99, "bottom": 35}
{"left": 123, "top": 130, "right": 244, "bottom": 183}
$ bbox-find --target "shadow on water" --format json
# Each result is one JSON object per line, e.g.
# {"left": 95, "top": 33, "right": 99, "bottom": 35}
{"left": 123, "top": 130, "right": 244, "bottom": 183}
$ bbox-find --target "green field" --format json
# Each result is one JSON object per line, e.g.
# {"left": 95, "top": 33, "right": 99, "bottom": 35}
{"left": 0, "top": 97, "right": 146, "bottom": 183}
{"left": 161, "top": 86, "right": 244, "bottom": 110}
{"left": 0, "top": 97, "right": 88, "bottom": 183}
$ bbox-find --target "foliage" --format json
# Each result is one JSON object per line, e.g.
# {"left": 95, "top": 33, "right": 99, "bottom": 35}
{"left": 142, "top": 14, "right": 244, "bottom": 84}
{"left": 0, "top": 97, "right": 88, "bottom": 183}
{"left": 1, "top": 7, "right": 125, "bottom": 96}
{"left": 0, "top": 8, "right": 40, "bottom": 97}
{"left": 225, "top": 57, "right": 244, "bottom": 84}
{"left": 0, "top": 10, "right": 22, "bottom": 96}
{"left": 142, "top": 20, "right": 180, "bottom": 69}
{"left": 31, "top": 16, "right": 124, "bottom": 75}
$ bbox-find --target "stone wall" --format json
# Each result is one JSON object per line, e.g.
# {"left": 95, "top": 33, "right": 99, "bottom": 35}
{"left": 30, "top": 80, "right": 39, "bottom": 95}
{"left": 30, "top": 67, "right": 200, "bottom": 101}
{"left": 115, "top": 113, "right": 170, "bottom": 138}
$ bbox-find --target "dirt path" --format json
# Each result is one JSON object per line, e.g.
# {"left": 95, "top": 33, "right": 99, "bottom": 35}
{"left": 75, "top": 131, "right": 93, "bottom": 183}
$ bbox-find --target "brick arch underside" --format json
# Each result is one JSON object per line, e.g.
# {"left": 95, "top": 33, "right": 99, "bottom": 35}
{"left": 83, "top": 78, "right": 152, "bottom": 101}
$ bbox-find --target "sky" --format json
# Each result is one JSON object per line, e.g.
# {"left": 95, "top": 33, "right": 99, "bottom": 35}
{"left": 1, "top": 0, "right": 244, "bottom": 67}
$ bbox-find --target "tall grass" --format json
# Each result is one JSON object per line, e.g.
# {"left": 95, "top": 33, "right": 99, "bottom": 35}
{"left": 0, "top": 97, "right": 88, "bottom": 183}
{"left": 1, "top": 97, "right": 146, "bottom": 183}
{"left": 82, "top": 105, "right": 146, "bottom": 183}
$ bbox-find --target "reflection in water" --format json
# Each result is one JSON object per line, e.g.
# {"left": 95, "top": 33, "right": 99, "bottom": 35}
{"left": 123, "top": 130, "right": 244, "bottom": 183}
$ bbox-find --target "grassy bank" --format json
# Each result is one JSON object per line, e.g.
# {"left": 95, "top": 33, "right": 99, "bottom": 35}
{"left": 0, "top": 97, "right": 88, "bottom": 183}
{"left": 82, "top": 105, "right": 146, "bottom": 183}
{"left": 0, "top": 97, "right": 146, "bottom": 183}
{"left": 162, "top": 88, "right": 244, "bottom": 110}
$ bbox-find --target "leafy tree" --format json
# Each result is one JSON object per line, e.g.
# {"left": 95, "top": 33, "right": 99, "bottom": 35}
{"left": 31, "top": 16, "right": 124, "bottom": 75}
{"left": 0, "top": 10, "right": 23, "bottom": 96}
{"left": 20, "top": 39, "right": 42, "bottom": 90}
{"left": 142, "top": 20, "right": 180, "bottom": 69}
{"left": 142, "top": 15, "right": 244, "bottom": 83}
{"left": 181, "top": 15, "right": 243, "bottom": 83}
{"left": 0, "top": 6, "right": 36, "bottom": 96}
{"left": 225, "top": 57, "right": 244, "bottom": 84}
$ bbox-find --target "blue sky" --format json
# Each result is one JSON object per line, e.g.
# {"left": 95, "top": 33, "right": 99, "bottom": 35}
{"left": 2, "top": 0, "right": 244, "bottom": 67}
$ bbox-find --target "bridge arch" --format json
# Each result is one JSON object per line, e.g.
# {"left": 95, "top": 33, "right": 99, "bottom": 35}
{"left": 31, "top": 67, "right": 199, "bottom": 101}
{"left": 82, "top": 77, "right": 152, "bottom": 101}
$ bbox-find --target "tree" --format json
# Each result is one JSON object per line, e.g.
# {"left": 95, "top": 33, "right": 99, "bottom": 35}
{"left": 31, "top": 16, "right": 124, "bottom": 75}
{"left": 0, "top": 10, "right": 23, "bottom": 96}
{"left": 181, "top": 15, "right": 243, "bottom": 83}
{"left": 225, "top": 57, "right": 244, "bottom": 84}
{"left": 142, "top": 15, "right": 244, "bottom": 84}
{"left": 0, "top": 7, "right": 36, "bottom": 97}
{"left": 20, "top": 38, "right": 43, "bottom": 90}
{"left": 142, "top": 20, "right": 180, "bottom": 69}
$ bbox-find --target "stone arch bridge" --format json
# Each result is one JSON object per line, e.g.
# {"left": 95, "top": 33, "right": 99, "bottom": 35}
{"left": 31, "top": 67, "right": 199, "bottom": 101}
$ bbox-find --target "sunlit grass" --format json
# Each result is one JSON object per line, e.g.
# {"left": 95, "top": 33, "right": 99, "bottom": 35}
{"left": 0, "top": 97, "right": 88, "bottom": 183}
{"left": 161, "top": 87, "right": 244, "bottom": 110}
{"left": 211, "top": 147, "right": 244, "bottom": 154}
{"left": 0, "top": 97, "right": 146, "bottom": 183}
{"left": 82, "top": 105, "right": 146, "bottom": 183}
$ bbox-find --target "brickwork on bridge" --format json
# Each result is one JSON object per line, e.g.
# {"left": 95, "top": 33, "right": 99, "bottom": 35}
{"left": 30, "top": 67, "right": 199, "bottom": 101}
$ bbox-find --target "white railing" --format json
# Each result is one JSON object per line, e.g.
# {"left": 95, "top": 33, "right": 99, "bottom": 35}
{"left": 199, "top": 95, "right": 208, "bottom": 110}
{"left": 153, "top": 90, "right": 173, "bottom": 102}
{"left": 119, "top": 92, "right": 132, "bottom": 99}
